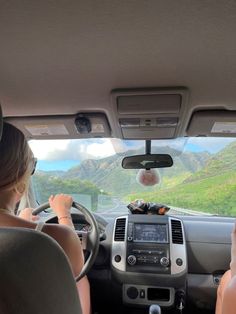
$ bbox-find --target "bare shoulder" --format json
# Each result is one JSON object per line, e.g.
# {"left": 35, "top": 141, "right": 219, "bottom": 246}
{"left": 222, "top": 276, "right": 236, "bottom": 314}
{"left": 42, "top": 223, "right": 78, "bottom": 246}
{"left": 42, "top": 223, "right": 83, "bottom": 276}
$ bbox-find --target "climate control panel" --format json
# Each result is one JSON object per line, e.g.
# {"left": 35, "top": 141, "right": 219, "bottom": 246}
{"left": 127, "top": 250, "right": 170, "bottom": 267}
{"left": 126, "top": 245, "right": 170, "bottom": 273}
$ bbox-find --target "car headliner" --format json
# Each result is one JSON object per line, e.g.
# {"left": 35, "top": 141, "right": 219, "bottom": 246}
{"left": 0, "top": 1, "right": 236, "bottom": 119}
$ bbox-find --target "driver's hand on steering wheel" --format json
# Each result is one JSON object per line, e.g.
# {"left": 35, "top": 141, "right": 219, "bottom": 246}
{"left": 18, "top": 207, "right": 39, "bottom": 222}
{"left": 49, "top": 194, "right": 74, "bottom": 228}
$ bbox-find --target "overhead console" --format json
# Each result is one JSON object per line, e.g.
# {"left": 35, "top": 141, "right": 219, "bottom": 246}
{"left": 111, "top": 88, "right": 189, "bottom": 139}
{"left": 111, "top": 215, "right": 187, "bottom": 307}
{"left": 187, "top": 109, "right": 236, "bottom": 137}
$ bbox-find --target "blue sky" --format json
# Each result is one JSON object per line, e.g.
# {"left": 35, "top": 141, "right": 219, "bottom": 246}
{"left": 37, "top": 160, "right": 79, "bottom": 171}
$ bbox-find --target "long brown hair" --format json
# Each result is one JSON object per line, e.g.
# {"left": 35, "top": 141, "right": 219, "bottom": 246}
{"left": 0, "top": 122, "right": 33, "bottom": 193}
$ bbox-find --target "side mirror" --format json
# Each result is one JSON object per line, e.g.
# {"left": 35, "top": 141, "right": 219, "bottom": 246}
{"left": 122, "top": 154, "right": 173, "bottom": 169}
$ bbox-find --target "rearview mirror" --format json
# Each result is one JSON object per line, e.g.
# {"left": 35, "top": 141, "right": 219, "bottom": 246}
{"left": 122, "top": 154, "right": 173, "bottom": 169}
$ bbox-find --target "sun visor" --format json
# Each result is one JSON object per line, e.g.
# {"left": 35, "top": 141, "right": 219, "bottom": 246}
{"left": 111, "top": 88, "right": 189, "bottom": 139}
{"left": 5, "top": 113, "right": 111, "bottom": 139}
{"left": 187, "top": 110, "right": 236, "bottom": 137}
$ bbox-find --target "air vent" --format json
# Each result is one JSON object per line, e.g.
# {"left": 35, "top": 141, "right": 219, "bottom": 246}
{"left": 114, "top": 218, "right": 126, "bottom": 241}
{"left": 171, "top": 220, "right": 183, "bottom": 244}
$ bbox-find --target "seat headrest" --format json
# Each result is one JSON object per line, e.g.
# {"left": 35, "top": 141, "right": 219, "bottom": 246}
{"left": 0, "top": 227, "right": 82, "bottom": 314}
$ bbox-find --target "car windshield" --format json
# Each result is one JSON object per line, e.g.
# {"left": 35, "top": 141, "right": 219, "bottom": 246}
{"left": 29, "top": 137, "right": 236, "bottom": 217}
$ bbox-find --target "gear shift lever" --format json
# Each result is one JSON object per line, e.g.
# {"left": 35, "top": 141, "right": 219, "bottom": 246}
{"left": 149, "top": 304, "right": 161, "bottom": 314}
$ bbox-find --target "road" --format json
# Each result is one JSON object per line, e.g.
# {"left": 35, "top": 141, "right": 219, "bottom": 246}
{"left": 97, "top": 198, "right": 211, "bottom": 216}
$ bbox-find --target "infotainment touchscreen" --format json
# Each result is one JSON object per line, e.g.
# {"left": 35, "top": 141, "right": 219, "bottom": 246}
{"left": 133, "top": 224, "right": 168, "bottom": 243}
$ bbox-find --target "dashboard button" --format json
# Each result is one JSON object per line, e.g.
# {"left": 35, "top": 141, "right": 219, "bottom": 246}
{"left": 176, "top": 258, "right": 183, "bottom": 266}
{"left": 140, "top": 289, "right": 145, "bottom": 298}
{"left": 127, "top": 287, "right": 138, "bottom": 299}
{"left": 114, "top": 255, "right": 121, "bottom": 263}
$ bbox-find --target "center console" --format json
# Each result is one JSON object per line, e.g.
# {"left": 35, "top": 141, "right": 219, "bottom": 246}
{"left": 111, "top": 214, "right": 187, "bottom": 308}
{"left": 127, "top": 221, "right": 170, "bottom": 274}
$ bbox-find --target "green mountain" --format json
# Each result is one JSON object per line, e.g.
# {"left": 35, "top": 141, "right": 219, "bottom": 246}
{"left": 184, "top": 141, "right": 236, "bottom": 183}
{"left": 128, "top": 141, "right": 236, "bottom": 215}
{"left": 63, "top": 150, "right": 210, "bottom": 196}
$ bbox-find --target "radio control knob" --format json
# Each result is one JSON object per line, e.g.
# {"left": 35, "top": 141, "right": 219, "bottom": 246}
{"left": 160, "top": 257, "right": 170, "bottom": 267}
{"left": 127, "top": 255, "right": 137, "bottom": 266}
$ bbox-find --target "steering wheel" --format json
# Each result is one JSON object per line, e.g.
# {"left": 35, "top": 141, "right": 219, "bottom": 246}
{"left": 32, "top": 201, "right": 100, "bottom": 281}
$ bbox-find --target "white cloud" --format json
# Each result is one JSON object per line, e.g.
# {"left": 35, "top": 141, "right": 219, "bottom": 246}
{"left": 29, "top": 138, "right": 119, "bottom": 161}
{"left": 87, "top": 141, "right": 116, "bottom": 158}
{"left": 29, "top": 140, "right": 69, "bottom": 160}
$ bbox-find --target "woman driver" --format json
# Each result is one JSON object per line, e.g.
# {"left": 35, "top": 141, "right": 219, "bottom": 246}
{"left": 0, "top": 122, "right": 90, "bottom": 314}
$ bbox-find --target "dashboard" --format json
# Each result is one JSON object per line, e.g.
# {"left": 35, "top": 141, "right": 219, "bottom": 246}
{"left": 43, "top": 211, "right": 234, "bottom": 313}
